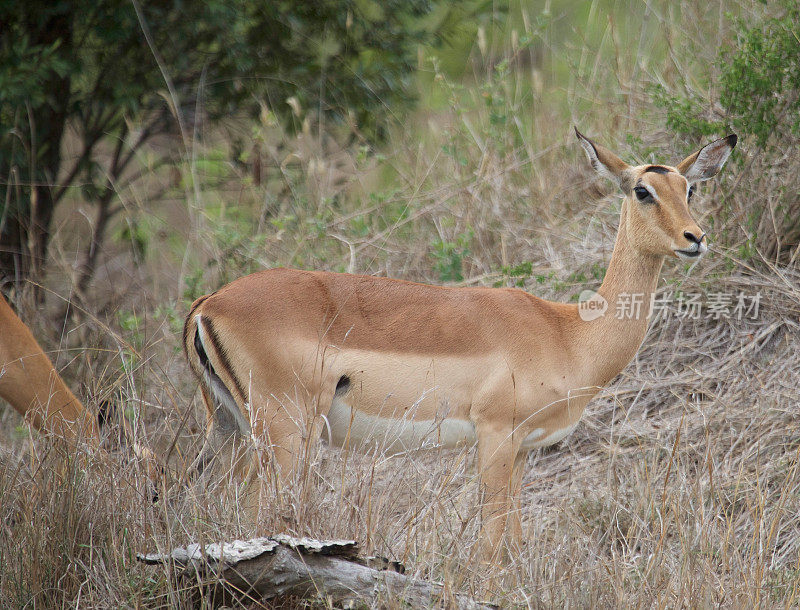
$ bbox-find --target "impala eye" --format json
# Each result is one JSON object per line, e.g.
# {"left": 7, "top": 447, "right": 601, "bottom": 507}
{"left": 688, "top": 185, "right": 696, "bottom": 201}
{"left": 633, "top": 186, "right": 651, "bottom": 201}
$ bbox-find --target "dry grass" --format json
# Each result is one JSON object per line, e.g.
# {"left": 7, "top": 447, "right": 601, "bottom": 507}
{"left": 3, "top": 0, "right": 800, "bottom": 607}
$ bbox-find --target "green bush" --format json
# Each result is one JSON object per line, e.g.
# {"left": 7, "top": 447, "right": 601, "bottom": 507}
{"left": 657, "top": 1, "right": 800, "bottom": 147}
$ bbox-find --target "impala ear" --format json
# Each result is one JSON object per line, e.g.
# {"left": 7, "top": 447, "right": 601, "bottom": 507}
{"left": 676, "top": 134, "right": 737, "bottom": 183}
{"left": 574, "top": 127, "right": 632, "bottom": 190}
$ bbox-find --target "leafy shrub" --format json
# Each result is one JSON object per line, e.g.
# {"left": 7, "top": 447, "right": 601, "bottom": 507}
{"left": 431, "top": 230, "right": 473, "bottom": 282}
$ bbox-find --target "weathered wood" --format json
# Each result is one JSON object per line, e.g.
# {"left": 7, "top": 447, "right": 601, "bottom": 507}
{"left": 138, "top": 535, "right": 495, "bottom": 609}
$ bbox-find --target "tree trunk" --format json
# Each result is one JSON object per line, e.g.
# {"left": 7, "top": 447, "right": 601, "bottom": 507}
{"left": 0, "top": 8, "right": 71, "bottom": 298}
{"left": 0, "top": 152, "right": 62, "bottom": 300}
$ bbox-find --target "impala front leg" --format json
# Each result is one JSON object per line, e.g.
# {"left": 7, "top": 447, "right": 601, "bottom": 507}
{"left": 476, "top": 425, "right": 521, "bottom": 564}
{"left": 507, "top": 452, "right": 528, "bottom": 551}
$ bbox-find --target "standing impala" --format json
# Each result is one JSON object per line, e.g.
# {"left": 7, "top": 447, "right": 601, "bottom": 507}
{"left": 183, "top": 129, "right": 736, "bottom": 560}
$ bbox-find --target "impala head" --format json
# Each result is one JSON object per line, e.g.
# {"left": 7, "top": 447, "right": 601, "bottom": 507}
{"left": 575, "top": 128, "right": 737, "bottom": 261}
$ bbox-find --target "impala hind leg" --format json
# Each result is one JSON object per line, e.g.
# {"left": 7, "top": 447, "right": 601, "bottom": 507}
{"left": 189, "top": 385, "right": 251, "bottom": 503}
{"left": 242, "top": 426, "right": 305, "bottom": 524}
{"left": 244, "top": 388, "right": 333, "bottom": 524}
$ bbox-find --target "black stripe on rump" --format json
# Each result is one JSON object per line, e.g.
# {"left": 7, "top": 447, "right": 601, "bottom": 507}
{"left": 201, "top": 318, "right": 248, "bottom": 404}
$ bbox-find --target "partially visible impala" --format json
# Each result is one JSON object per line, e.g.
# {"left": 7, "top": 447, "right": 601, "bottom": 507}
{"left": 183, "top": 129, "right": 736, "bottom": 561}
{"left": 0, "top": 294, "right": 99, "bottom": 445}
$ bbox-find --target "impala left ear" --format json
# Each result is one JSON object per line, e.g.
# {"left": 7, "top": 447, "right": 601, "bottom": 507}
{"left": 676, "top": 134, "right": 737, "bottom": 183}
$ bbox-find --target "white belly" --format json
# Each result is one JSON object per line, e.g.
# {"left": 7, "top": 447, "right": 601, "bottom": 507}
{"left": 324, "top": 397, "right": 579, "bottom": 455}
{"left": 324, "top": 396, "right": 477, "bottom": 455}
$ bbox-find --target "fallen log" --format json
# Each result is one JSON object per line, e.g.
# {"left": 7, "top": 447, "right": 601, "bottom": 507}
{"left": 138, "top": 534, "right": 495, "bottom": 608}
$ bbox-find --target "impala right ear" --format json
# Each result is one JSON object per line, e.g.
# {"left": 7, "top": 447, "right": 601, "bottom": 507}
{"left": 574, "top": 127, "right": 632, "bottom": 190}
{"left": 676, "top": 134, "right": 738, "bottom": 183}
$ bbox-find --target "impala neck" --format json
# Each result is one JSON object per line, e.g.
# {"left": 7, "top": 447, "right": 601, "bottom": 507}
{"left": 579, "top": 198, "right": 664, "bottom": 386}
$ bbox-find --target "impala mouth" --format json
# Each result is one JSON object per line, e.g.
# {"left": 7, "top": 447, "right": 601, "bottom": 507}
{"left": 674, "top": 243, "right": 708, "bottom": 260}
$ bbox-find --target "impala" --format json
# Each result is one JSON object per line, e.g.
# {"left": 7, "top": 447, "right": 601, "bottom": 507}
{"left": 0, "top": 293, "right": 99, "bottom": 445}
{"left": 183, "top": 129, "right": 736, "bottom": 560}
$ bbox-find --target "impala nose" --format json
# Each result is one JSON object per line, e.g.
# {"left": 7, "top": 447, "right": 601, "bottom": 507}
{"left": 684, "top": 230, "right": 705, "bottom": 245}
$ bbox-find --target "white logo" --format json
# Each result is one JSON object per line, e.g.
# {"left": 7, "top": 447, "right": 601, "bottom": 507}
{"left": 578, "top": 290, "right": 608, "bottom": 321}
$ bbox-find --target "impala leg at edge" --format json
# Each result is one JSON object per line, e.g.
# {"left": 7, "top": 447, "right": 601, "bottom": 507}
{"left": 0, "top": 294, "right": 100, "bottom": 445}
{"left": 0, "top": 294, "right": 162, "bottom": 482}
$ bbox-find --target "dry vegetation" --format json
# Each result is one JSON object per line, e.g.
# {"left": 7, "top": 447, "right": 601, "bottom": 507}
{"left": 2, "top": 1, "right": 800, "bottom": 607}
